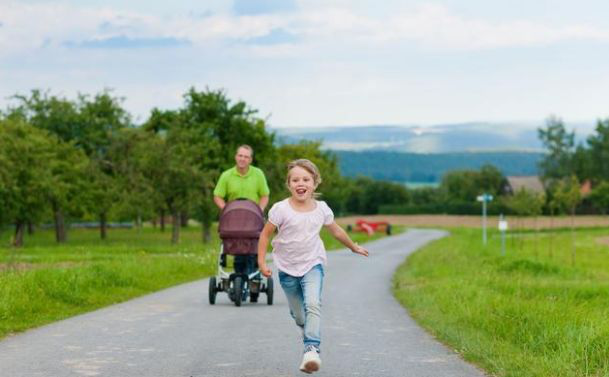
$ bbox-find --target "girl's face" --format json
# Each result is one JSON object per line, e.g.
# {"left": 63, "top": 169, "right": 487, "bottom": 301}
{"left": 288, "top": 166, "right": 316, "bottom": 202}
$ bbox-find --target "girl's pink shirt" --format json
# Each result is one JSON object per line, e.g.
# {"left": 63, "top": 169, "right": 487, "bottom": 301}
{"left": 268, "top": 198, "right": 334, "bottom": 277}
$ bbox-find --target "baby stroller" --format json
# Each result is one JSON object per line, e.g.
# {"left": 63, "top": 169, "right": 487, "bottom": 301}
{"left": 208, "top": 199, "right": 274, "bottom": 307}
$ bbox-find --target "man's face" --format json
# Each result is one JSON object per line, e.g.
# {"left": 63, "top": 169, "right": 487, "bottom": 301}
{"left": 235, "top": 147, "right": 253, "bottom": 170}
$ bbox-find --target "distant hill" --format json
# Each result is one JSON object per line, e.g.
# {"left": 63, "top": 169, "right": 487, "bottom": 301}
{"left": 274, "top": 122, "right": 593, "bottom": 153}
{"left": 273, "top": 122, "right": 593, "bottom": 183}
{"left": 333, "top": 150, "right": 543, "bottom": 183}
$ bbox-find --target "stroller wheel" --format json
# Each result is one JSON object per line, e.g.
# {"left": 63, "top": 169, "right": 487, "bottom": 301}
{"left": 234, "top": 277, "right": 243, "bottom": 307}
{"left": 266, "top": 277, "right": 274, "bottom": 305}
{"left": 208, "top": 277, "right": 217, "bottom": 305}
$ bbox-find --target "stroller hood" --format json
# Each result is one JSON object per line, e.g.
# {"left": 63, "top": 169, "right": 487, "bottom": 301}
{"left": 218, "top": 200, "right": 264, "bottom": 255}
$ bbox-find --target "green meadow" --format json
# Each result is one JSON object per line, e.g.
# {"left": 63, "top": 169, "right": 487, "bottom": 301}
{"left": 394, "top": 226, "right": 609, "bottom": 377}
{"left": 0, "top": 223, "right": 397, "bottom": 340}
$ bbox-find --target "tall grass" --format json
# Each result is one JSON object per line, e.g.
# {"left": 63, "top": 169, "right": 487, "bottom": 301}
{"left": 394, "top": 227, "right": 609, "bottom": 377}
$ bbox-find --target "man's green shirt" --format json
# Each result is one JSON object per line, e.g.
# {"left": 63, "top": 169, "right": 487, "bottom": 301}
{"left": 213, "top": 166, "right": 270, "bottom": 203}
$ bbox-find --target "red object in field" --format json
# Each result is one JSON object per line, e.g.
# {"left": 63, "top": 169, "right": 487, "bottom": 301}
{"left": 355, "top": 220, "right": 390, "bottom": 236}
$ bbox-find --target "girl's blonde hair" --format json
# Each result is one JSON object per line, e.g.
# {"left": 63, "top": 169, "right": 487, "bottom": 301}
{"left": 286, "top": 159, "right": 322, "bottom": 193}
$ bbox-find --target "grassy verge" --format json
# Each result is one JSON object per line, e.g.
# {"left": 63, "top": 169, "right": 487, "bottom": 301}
{"left": 0, "top": 223, "right": 401, "bottom": 340}
{"left": 393, "top": 227, "right": 609, "bottom": 377}
{"left": 0, "top": 226, "right": 217, "bottom": 340}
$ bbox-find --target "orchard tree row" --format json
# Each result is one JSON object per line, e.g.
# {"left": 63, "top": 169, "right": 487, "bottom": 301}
{"left": 0, "top": 88, "right": 411, "bottom": 247}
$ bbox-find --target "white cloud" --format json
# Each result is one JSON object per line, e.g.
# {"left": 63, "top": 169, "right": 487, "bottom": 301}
{"left": 295, "top": 4, "right": 609, "bottom": 50}
{"left": 0, "top": 1, "right": 293, "bottom": 56}
{"left": 382, "top": 4, "right": 609, "bottom": 50}
{"left": 3, "top": 1, "right": 609, "bottom": 59}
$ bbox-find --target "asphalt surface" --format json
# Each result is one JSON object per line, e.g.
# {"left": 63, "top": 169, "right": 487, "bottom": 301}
{"left": 0, "top": 229, "right": 487, "bottom": 377}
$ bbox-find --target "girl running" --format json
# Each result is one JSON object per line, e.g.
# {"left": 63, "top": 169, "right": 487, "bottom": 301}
{"left": 257, "top": 159, "right": 369, "bottom": 374}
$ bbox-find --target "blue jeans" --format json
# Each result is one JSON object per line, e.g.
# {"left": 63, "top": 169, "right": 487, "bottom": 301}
{"left": 234, "top": 254, "right": 257, "bottom": 276}
{"left": 278, "top": 264, "right": 324, "bottom": 352}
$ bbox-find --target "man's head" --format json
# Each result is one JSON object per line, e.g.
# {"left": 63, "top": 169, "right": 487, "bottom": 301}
{"left": 235, "top": 145, "right": 253, "bottom": 171}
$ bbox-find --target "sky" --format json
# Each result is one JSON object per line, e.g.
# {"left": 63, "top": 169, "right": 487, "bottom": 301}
{"left": 1, "top": 0, "right": 609, "bottom": 129}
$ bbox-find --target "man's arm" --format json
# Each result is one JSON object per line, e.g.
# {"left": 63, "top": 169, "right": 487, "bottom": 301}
{"left": 213, "top": 171, "right": 228, "bottom": 210}
{"left": 257, "top": 169, "right": 270, "bottom": 211}
{"left": 213, "top": 196, "right": 226, "bottom": 211}
{"left": 259, "top": 195, "right": 269, "bottom": 211}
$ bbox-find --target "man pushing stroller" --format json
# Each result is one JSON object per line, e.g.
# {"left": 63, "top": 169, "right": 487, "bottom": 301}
{"left": 213, "top": 145, "right": 270, "bottom": 297}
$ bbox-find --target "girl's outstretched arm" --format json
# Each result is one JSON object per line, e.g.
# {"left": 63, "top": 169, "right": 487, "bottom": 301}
{"left": 258, "top": 222, "right": 277, "bottom": 277}
{"left": 325, "top": 222, "right": 369, "bottom": 257}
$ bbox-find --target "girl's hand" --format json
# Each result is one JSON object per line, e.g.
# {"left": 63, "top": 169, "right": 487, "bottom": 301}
{"left": 351, "top": 243, "right": 369, "bottom": 257}
{"left": 260, "top": 264, "right": 272, "bottom": 277}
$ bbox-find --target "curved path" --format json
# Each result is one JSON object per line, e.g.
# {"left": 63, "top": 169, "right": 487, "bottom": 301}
{"left": 0, "top": 229, "right": 486, "bottom": 377}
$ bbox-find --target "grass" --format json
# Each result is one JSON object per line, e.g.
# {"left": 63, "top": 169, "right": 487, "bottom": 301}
{"left": 393, "top": 226, "right": 609, "bottom": 377}
{"left": 0, "top": 222, "right": 401, "bottom": 340}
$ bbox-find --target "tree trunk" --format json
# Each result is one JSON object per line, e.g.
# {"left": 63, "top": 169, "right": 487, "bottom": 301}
{"left": 202, "top": 222, "right": 211, "bottom": 243}
{"left": 100, "top": 212, "right": 107, "bottom": 240}
{"left": 27, "top": 221, "right": 35, "bottom": 235}
{"left": 171, "top": 211, "right": 180, "bottom": 244}
{"left": 13, "top": 221, "right": 25, "bottom": 247}
{"left": 152, "top": 217, "right": 157, "bottom": 228}
{"left": 181, "top": 212, "right": 189, "bottom": 228}
{"left": 53, "top": 204, "right": 67, "bottom": 243}
{"left": 160, "top": 210, "right": 166, "bottom": 232}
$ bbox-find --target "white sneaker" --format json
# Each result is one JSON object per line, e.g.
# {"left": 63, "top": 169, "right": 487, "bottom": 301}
{"left": 299, "top": 346, "right": 321, "bottom": 374}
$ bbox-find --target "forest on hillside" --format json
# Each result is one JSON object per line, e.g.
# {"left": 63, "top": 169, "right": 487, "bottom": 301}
{"left": 334, "top": 150, "right": 542, "bottom": 183}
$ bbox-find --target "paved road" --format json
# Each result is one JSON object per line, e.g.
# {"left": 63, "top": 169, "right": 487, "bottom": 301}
{"left": 0, "top": 229, "right": 487, "bottom": 377}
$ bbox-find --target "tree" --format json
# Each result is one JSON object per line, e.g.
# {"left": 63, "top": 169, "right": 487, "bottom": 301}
{"left": 538, "top": 116, "right": 575, "bottom": 181}
{"left": 47, "top": 140, "right": 89, "bottom": 242}
{"left": 589, "top": 181, "right": 609, "bottom": 215}
{"left": 75, "top": 90, "right": 132, "bottom": 157}
{"left": 572, "top": 144, "right": 593, "bottom": 183}
{"left": 83, "top": 160, "right": 119, "bottom": 240}
{"left": 12, "top": 90, "right": 80, "bottom": 144}
{"left": 10, "top": 91, "right": 88, "bottom": 241}
{"left": 76, "top": 91, "right": 131, "bottom": 239}
{"left": 440, "top": 170, "right": 479, "bottom": 202}
{"left": 477, "top": 164, "right": 505, "bottom": 196}
{"left": 0, "top": 119, "right": 55, "bottom": 247}
{"left": 180, "top": 88, "right": 276, "bottom": 169}
{"left": 343, "top": 177, "right": 366, "bottom": 215}
{"left": 439, "top": 165, "right": 504, "bottom": 204}
{"left": 342, "top": 176, "right": 410, "bottom": 215}
{"left": 586, "top": 118, "right": 609, "bottom": 183}
{"left": 138, "top": 117, "right": 203, "bottom": 244}
{"left": 106, "top": 128, "right": 156, "bottom": 228}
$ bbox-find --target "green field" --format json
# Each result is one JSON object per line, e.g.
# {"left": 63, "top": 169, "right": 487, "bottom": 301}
{"left": 394, "top": 227, "right": 609, "bottom": 377}
{"left": 0, "top": 223, "right": 397, "bottom": 340}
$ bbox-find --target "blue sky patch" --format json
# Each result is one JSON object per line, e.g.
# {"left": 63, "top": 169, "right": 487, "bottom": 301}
{"left": 233, "top": 0, "right": 297, "bottom": 15}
